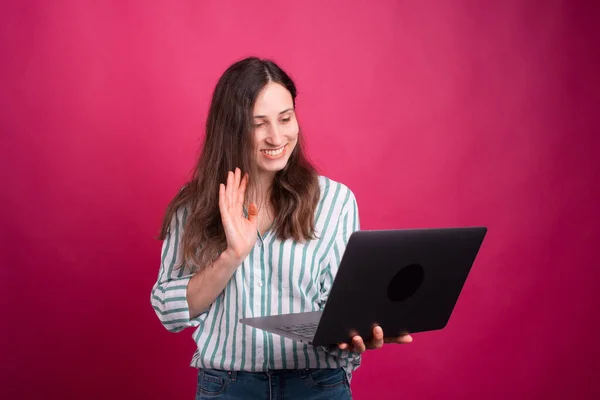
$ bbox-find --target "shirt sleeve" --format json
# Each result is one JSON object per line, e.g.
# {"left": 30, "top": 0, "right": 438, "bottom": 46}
{"left": 150, "top": 205, "right": 206, "bottom": 333}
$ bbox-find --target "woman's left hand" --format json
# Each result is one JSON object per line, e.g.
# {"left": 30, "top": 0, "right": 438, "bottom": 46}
{"left": 338, "top": 326, "right": 413, "bottom": 353}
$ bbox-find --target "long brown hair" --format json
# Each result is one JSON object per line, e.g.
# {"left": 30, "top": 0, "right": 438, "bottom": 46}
{"left": 159, "top": 57, "right": 320, "bottom": 271}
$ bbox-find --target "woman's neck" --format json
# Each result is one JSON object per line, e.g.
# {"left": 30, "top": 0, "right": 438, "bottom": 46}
{"left": 249, "top": 171, "right": 275, "bottom": 207}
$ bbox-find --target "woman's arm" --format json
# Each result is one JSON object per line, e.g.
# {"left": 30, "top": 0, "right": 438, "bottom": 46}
{"left": 185, "top": 251, "right": 242, "bottom": 318}
{"left": 151, "top": 168, "right": 258, "bottom": 332}
{"left": 150, "top": 209, "right": 245, "bottom": 332}
{"left": 150, "top": 206, "right": 202, "bottom": 333}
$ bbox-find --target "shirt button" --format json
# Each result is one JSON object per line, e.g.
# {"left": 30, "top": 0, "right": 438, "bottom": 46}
{"left": 259, "top": 358, "right": 264, "bottom": 363}
{"left": 257, "top": 281, "right": 263, "bottom": 287}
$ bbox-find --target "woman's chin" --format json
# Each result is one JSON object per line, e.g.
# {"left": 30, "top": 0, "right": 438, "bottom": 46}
{"left": 257, "top": 161, "right": 289, "bottom": 175}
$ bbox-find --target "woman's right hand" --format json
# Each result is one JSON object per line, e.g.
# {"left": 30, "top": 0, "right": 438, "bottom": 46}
{"left": 218, "top": 168, "right": 259, "bottom": 263}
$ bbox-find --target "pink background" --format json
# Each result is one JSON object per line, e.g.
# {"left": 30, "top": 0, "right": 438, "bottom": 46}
{"left": 1, "top": 1, "right": 599, "bottom": 399}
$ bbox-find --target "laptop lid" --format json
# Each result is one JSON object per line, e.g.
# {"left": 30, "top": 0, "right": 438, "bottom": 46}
{"left": 311, "top": 227, "right": 487, "bottom": 346}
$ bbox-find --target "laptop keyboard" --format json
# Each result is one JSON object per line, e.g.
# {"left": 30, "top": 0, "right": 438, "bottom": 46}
{"left": 278, "top": 322, "right": 318, "bottom": 338}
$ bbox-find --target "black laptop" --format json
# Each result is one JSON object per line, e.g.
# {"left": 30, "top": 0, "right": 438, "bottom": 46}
{"left": 239, "top": 227, "right": 487, "bottom": 346}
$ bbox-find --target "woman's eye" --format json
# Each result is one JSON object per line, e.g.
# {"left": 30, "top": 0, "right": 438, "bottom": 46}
{"left": 281, "top": 117, "right": 291, "bottom": 123}
{"left": 254, "top": 122, "right": 265, "bottom": 128}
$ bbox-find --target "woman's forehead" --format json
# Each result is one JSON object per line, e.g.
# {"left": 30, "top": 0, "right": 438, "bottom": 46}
{"left": 253, "top": 82, "right": 294, "bottom": 116}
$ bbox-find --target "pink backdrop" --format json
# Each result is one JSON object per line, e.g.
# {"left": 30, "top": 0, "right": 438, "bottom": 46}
{"left": 2, "top": 1, "right": 599, "bottom": 399}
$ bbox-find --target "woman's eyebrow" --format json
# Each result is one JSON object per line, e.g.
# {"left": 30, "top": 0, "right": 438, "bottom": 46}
{"left": 254, "top": 108, "right": 294, "bottom": 118}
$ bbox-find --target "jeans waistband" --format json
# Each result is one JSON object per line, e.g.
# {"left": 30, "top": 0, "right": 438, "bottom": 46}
{"left": 202, "top": 367, "right": 343, "bottom": 381}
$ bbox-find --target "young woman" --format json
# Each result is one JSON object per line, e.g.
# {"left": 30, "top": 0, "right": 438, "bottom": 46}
{"left": 151, "top": 57, "right": 412, "bottom": 399}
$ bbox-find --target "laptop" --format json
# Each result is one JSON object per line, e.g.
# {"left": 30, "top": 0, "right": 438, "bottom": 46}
{"left": 239, "top": 227, "right": 487, "bottom": 346}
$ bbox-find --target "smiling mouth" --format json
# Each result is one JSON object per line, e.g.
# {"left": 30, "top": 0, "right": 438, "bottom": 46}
{"left": 260, "top": 145, "right": 286, "bottom": 158}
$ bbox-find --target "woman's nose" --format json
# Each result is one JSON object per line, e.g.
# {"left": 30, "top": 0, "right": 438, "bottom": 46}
{"left": 265, "top": 124, "right": 283, "bottom": 145}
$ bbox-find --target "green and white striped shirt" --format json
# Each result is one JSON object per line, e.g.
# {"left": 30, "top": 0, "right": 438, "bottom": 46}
{"left": 151, "top": 176, "right": 362, "bottom": 375}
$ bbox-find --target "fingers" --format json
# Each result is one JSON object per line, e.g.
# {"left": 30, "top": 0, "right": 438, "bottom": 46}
{"left": 218, "top": 183, "right": 229, "bottom": 223}
{"left": 396, "top": 334, "right": 413, "bottom": 344}
{"left": 338, "top": 336, "right": 366, "bottom": 353}
{"left": 237, "top": 172, "right": 248, "bottom": 207}
{"left": 337, "top": 328, "right": 413, "bottom": 352}
{"left": 222, "top": 169, "right": 254, "bottom": 224}
{"left": 247, "top": 202, "right": 259, "bottom": 224}
{"left": 352, "top": 336, "right": 366, "bottom": 352}
{"left": 384, "top": 334, "right": 413, "bottom": 344}
{"left": 371, "top": 326, "right": 384, "bottom": 349}
{"left": 339, "top": 328, "right": 358, "bottom": 350}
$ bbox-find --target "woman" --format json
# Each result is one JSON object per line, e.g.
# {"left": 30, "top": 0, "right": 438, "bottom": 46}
{"left": 151, "top": 57, "right": 412, "bottom": 399}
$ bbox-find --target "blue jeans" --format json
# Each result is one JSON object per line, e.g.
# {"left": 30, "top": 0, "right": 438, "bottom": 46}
{"left": 195, "top": 368, "right": 352, "bottom": 399}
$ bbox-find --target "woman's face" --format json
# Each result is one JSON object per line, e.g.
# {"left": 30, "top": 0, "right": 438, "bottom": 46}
{"left": 252, "top": 82, "right": 299, "bottom": 177}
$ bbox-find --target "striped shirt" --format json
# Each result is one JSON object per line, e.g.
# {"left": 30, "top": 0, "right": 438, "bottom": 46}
{"left": 151, "top": 176, "right": 362, "bottom": 376}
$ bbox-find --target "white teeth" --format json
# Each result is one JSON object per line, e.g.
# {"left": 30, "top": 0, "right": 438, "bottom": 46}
{"left": 263, "top": 147, "right": 284, "bottom": 156}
